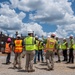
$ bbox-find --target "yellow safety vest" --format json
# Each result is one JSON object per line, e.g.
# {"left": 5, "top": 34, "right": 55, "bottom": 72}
{"left": 69, "top": 39, "right": 74, "bottom": 49}
{"left": 73, "top": 44, "right": 75, "bottom": 50}
{"left": 46, "top": 38, "right": 56, "bottom": 51}
{"left": 39, "top": 42, "right": 43, "bottom": 50}
{"left": 24, "top": 36, "right": 35, "bottom": 51}
{"left": 61, "top": 42, "right": 67, "bottom": 50}
{"left": 56, "top": 40, "right": 60, "bottom": 50}
{"left": 35, "top": 40, "right": 39, "bottom": 50}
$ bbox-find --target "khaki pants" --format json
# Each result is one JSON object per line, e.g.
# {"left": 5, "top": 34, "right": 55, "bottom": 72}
{"left": 13, "top": 53, "right": 22, "bottom": 68}
{"left": 25, "top": 51, "right": 35, "bottom": 70}
{"left": 57, "top": 49, "right": 61, "bottom": 61}
{"left": 46, "top": 51, "right": 54, "bottom": 69}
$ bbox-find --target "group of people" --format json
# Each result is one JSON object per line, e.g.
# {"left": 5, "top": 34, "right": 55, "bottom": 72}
{"left": 3, "top": 29, "right": 75, "bottom": 72}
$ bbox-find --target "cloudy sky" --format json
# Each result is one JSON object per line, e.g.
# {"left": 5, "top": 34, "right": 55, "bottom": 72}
{"left": 0, "top": 0, "right": 75, "bottom": 38}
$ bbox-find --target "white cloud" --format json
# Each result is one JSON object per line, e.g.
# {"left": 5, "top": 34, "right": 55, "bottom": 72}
{"left": 0, "top": 3, "right": 26, "bottom": 30}
{"left": 0, "top": 2, "right": 46, "bottom": 37}
{"left": 54, "top": 24, "right": 75, "bottom": 38}
{"left": 0, "top": 4, "right": 16, "bottom": 18}
{"left": 29, "top": 0, "right": 74, "bottom": 25}
{"left": 19, "top": 22, "right": 46, "bottom": 36}
{"left": 10, "top": 0, "right": 75, "bottom": 25}
{"left": 0, "top": 0, "right": 75, "bottom": 38}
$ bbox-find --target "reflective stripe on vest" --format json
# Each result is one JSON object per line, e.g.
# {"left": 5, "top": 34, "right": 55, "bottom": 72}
{"left": 5, "top": 43, "right": 11, "bottom": 53}
{"left": 14, "top": 40, "right": 23, "bottom": 53}
{"left": 24, "top": 36, "right": 35, "bottom": 51}
{"left": 46, "top": 38, "right": 56, "bottom": 51}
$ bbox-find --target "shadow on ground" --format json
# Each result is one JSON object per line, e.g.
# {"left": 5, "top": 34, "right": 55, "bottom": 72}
{"left": 39, "top": 63, "right": 47, "bottom": 66}
{"left": 35, "top": 66, "right": 47, "bottom": 71}
{"left": 67, "top": 66, "right": 75, "bottom": 69}
{"left": 17, "top": 69, "right": 27, "bottom": 72}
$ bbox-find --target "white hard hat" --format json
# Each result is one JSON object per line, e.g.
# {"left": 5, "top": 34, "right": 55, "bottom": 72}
{"left": 35, "top": 35, "right": 38, "bottom": 38}
{"left": 63, "top": 38, "right": 66, "bottom": 40}
{"left": 47, "top": 35, "right": 50, "bottom": 38}
{"left": 70, "top": 34, "right": 73, "bottom": 38}
{"left": 28, "top": 29, "right": 33, "bottom": 33}
{"left": 17, "top": 34, "right": 21, "bottom": 37}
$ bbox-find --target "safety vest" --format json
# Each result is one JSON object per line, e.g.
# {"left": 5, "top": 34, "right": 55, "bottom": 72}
{"left": 24, "top": 36, "right": 35, "bottom": 51}
{"left": 39, "top": 42, "right": 43, "bottom": 50}
{"left": 61, "top": 42, "right": 67, "bottom": 50}
{"left": 69, "top": 39, "right": 74, "bottom": 49}
{"left": 5, "top": 43, "right": 11, "bottom": 53}
{"left": 35, "top": 40, "right": 39, "bottom": 50}
{"left": 46, "top": 38, "right": 56, "bottom": 51}
{"left": 73, "top": 44, "right": 75, "bottom": 50}
{"left": 56, "top": 40, "right": 60, "bottom": 50}
{"left": 14, "top": 40, "right": 23, "bottom": 53}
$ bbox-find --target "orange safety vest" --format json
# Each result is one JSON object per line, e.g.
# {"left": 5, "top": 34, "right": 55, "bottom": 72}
{"left": 46, "top": 38, "right": 56, "bottom": 51}
{"left": 5, "top": 43, "right": 11, "bottom": 53}
{"left": 14, "top": 40, "right": 23, "bottom": 53}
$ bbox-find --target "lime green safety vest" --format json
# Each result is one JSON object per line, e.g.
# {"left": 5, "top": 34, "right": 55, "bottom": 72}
{"left": 35, "top": 40, "right": 39, "bottom": 50}
{"left": 39, "top": 42, "right": 43, "bottom": 50}
{"left": 61, "top": 42, "right": 67, "bottom": 50}
{"left": 24, "top": 36, "right": 35, "bottom": 51}
{"left": 69, "top": 39, "right": 74, "bottom": 49}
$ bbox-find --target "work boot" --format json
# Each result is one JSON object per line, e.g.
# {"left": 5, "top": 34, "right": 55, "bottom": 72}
{"left": 47, "top": 68, "right": 54, "bottom": 71}
{"left": 25, "top": 68, "right": 29, "bottom": 72}
{"left": 18, "top": 67, "right": 22, "bottom": 69}
{"left": 13, "top": 66, "right": 17, "bottom": 69}
{"left": 56, "top": 60, "right": 61, "bottom": 63}
{"left": 28, "top": 69, "right": 35, "bottom": 72}
{"left": 66, "top": 61, "right": 70, "bottom": 63}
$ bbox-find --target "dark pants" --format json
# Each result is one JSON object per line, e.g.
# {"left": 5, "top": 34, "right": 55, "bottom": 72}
{"left": 68, "top": 48, "right": 74, "bottom": 63}
{"left": 38, "top": 50, "right": 44, "bottom": 62}
{"left": 6, "top": 53, "right": 11, "bottom": 63}
{"left": 63, "top": 50, "right": 68, "bottom": 61}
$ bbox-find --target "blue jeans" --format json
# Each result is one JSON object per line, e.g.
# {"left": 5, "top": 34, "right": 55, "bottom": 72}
{"left": 34, "top": 50, "right": 38, "bottom": 63}
{"left": 38, "top": 50, "right": 44, "bottom": 62}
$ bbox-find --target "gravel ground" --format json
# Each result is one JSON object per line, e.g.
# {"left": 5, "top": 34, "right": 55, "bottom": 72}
{"left": 0, "top": 53, "right": 75, "bottom": 75}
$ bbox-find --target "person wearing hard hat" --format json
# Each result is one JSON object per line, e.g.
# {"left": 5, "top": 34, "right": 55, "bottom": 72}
{"left": 13, "top": 34, "right": 24, "bottom": 69}
{"left": 67, "top": 35, "right": 74, "bottom": 63}
{"left": 34, "top": 35, "right": 39, "bottom": 64}
{"left": 61, "top": 38, "right": 68, "bottom": 62}
{"left": 56, "top": 37, "right": 61, "bottom": 63}
{"left": 38, "top": 38, "right": 44, "bottom": 63}
{"left": 5, "top": 37, "right": 12, "bottom": 64}
{"left": 45, "top": 33, "right": 56, "bottom": 70}
{"left": 24, "top": 30, "right": 35, "bottom": 72}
